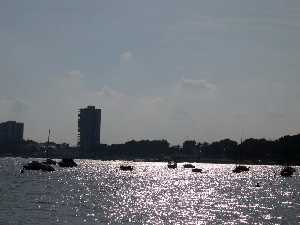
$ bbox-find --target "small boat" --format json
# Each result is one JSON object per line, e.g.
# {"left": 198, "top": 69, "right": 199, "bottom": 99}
{"left": 280, "top": 166, "right": 296, "bottom": 177}
{"left": 23, "top": 161, "right": 55, "bottom": 172}
{"left": 120, "top": 165, "right": 133, "bottom": 171}
{"left": 167, "top": 161, "right": 177, "bottom": 169}
{"left": 232, "top": 165, "right": 249, "bottom": 173}
{"left": 43, "top": 158, "right": 57, "bottom": 165}
{"left": 183, "top": 163, "right": 195, "bottom": 169}
{"left": 192, "top": 168, "right": 202, "bottom": 173}
{"left": 58, "top": 159, "right": 77, "bottom": 167}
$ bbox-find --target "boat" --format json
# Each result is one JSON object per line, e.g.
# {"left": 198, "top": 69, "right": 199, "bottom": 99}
{"left": 280, "top": 166, "right": 296, "bottom": 177}
{"left": 58, "top": 158, "right": 77, "bottom": 167}
{"left": 23, "top": 161, "right": 55, "bottom": 172}
{"left": 232, "top": 165, "right": 249, "bottom": 173}
{"left": 183, "top": 163, "right": 195, "bottom": 169}
{"left": 120, "top": 165, "right": 133, "bottom": 171}
{"left": 167, "top": 161, "right": 177, "bottom": 169}
{"left": 192, "top": 168, "right": 202, "bottom": 173}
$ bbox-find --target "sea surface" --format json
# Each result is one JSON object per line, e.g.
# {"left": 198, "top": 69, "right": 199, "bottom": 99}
{"left": 0, "top": 158, "right": 299, "bottom": 225}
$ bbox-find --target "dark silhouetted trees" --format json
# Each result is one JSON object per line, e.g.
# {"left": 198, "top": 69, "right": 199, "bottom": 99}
{"left": 1, "top": 133, "right": 300, "bottom": 165}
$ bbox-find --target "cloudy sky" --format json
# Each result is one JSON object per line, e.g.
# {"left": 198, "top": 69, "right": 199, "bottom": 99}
{"left": 1, "top": 0, "right": 300, "bottom": 145}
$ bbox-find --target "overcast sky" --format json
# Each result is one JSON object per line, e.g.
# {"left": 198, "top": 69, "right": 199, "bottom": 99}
{"left": 1, "top": 0, "right": 300, "bottom": 145}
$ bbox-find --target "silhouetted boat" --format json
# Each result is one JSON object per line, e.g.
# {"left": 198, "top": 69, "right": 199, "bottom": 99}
{"left": 183, "top": 163, "right": 195, "bottom": 168}
{"left": 167, "top": 161, "right": 177, "bottom": 169}
{"left": 43, "top": 158, "right": 57, "bottom": 165}
{"left": 23, "top": 161, "right": 55, "bottom": 172}
{"left": 192, "top": 168, "right": 202, "bottom": 173}
{"left": 120, "top": 165, "right": 133, "bottom": 171}
{"left": 280, "top": 166, "right": 296, "bottom": 177}
{"left": 232, "top": 165, "right": 249, "bottom": 173}
{"left": 58, "top": 158, "right": 77, "bottom": 167}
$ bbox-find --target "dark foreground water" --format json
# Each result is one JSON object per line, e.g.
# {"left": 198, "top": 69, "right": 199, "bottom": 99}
{"left": 0, "top": 158, "right": 299, "bottom": 225}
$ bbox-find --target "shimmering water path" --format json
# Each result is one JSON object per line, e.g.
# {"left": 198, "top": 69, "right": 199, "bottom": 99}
{"left": 0, "top": 158, "right": 299, "bottom": 224}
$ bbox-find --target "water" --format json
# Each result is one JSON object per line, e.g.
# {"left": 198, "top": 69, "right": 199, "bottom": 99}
{"left": 0, "top": 158, "right": 299, "bottom": 225}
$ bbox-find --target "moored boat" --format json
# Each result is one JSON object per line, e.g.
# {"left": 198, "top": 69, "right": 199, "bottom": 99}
{"left": 120, "top": 165, "right": 133, "bottom": 171}
{"left": 280, "top": 166, "right": 296, "bottom": 177}
{"left": 23, "top": 161, "right": 55, "bottom": 172}
{"left": 58, "top": 158, "right": 77, "bottom": 167}
{"left": 192, "top": 168, "right": 202, "bottom": 173}
{"left": 232, "top": 165, "right": 249, "bottom": 173}
{"left": 183, "top": 163, "right": 195, "bottom": 169}
{"left": 167, "top": 161, "right": 177, "bottom": 169}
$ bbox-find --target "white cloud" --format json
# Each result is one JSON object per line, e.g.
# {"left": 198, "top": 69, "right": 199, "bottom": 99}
{"left": 179, "top": 78, "right": 216, "bottom": 92}
{"left": 96, "top": 86, "right": 125, "bottom": 99}
{"left": 120, "top": 49, "right": 133, "bottom": 63}
{"left": 66, "top": 70, "right": 84, "bottom": 79}
{"left": 266, "top": 112, "right": 286, "bottom": 119}
{"left": 0, "top": 97, "right": 29, "bottom": 113}
{"left": 60, "top": 70, "right": 84, "bottom": 89}
{"left": 11, "top": 99, "right": 29, "bottom": 113}
{"left": 0, "top": 97, "right": 30, "bottom": 122}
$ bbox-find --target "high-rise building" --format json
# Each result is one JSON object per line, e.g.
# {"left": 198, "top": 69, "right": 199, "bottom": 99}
{"left": 78, "top": 106, "right": 101, "bottom": 151}
{"left": 0, "top": 121, "right": 24, "bottom": 144}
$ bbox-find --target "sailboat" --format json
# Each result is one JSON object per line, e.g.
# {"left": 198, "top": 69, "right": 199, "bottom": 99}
{"left": 22, "top": 129, "right": 56, "bottom": 173}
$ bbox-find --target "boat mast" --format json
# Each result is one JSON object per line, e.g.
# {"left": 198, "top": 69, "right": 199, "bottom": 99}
{"left": 46, "top": 129, "right": 51, "bottom": 158}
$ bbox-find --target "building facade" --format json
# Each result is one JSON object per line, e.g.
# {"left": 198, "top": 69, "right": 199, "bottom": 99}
{"left": 78, "top": 106, "right": 101, "bottom": 151}
{"left": 0, "top": 121, "right": 24, "bottom": 144}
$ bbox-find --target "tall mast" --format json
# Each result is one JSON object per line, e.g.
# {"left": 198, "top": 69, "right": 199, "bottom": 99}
{"left": 46, "top": 129, "right": 51, "bottom": 158}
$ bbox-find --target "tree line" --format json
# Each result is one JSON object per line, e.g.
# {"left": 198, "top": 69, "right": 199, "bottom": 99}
{"left": 0, "top": 133, "right": 300, "bottom": 165}
{"left": 90, "top": 134, "right": 300, "bottom": 164}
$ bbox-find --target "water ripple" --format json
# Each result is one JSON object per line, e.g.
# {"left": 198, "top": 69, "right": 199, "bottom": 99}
{"left": 0, "top": 158, "right": 299, "bottom": 224}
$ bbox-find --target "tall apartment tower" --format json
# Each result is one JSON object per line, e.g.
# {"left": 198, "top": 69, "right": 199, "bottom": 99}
{"left": 0, "top": 121, "right": 24, "bottom": 144}
{"left": 78, "top": 106, "right": 101, "bottom": 151}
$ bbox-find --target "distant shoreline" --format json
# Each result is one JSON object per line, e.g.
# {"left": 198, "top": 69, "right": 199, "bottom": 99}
{"left": 1, "top": 132, "right": 300, "bottom": 166}
{"left": 1, "top": 155, "right": 299, "bottom": 166}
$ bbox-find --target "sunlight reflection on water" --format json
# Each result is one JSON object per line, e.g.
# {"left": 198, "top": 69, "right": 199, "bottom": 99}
{"left": 0, "top": 158, "right": 299, "bottom": 224}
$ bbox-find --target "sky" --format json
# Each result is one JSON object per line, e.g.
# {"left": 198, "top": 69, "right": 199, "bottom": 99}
{"left": 1, "top": 0, "right": 300, "bottom": 145}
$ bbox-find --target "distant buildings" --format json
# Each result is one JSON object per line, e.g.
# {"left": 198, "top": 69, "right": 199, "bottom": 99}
{"left": 78, "top": 106, "right": 101, "bottom": 151}
{"left": 0, "top": 121, "right": 24, "bottom": 144}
